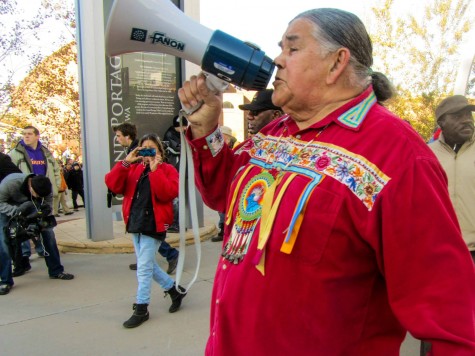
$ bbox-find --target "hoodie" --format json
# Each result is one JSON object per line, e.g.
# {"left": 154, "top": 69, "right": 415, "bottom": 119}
{"left": 20, "top": 140, "right": 46, "bottom": 176}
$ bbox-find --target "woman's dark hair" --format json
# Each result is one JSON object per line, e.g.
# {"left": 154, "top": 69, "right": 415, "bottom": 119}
{"left": 139, "top": 133, "right": 166, "bottom": 159}
{"left": 293, "top": 8, "right": 394, "bottom": 102}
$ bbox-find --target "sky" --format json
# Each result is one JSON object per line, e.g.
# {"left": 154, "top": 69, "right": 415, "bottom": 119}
{"left": 1, "top": 0, "right": 75, "bottom": 85}
{"left": 3, "top": 0, "right": 471, "bottom": 87}
{"left": 3, "top": 0, "right": 403, "bottom": 85}
{"left": 199, "top": 0, "right": 376, "bottom": 61}
{"left": 197, "top": 0, "right": 431, "bottom": 63}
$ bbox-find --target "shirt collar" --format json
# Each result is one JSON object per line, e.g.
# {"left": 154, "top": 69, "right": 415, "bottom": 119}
{"left": 280, "top": 86, "right": 377, "bottom": 133}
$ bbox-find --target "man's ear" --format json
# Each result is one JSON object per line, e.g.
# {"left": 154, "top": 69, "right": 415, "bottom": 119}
{"left": 327, "top": 48, "right": 351, "bottom": 85}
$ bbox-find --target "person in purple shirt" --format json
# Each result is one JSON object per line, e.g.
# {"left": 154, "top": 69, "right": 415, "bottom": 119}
{"left": 9, "top": 126, "right": 61, "bottom": 275}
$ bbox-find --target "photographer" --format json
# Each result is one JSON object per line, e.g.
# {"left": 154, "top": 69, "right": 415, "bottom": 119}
{"left": 0, "top": 174, "right": 74, "bottom": 295}
{"left": 105, "top": 133, "right": 186, "bottom": 328}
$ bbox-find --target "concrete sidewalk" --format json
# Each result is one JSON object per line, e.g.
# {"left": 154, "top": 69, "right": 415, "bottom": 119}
{"left": 54, "top": 207, "right": 219, "bottom": 254}
{"left": 0, "top": 206, "right": 222, "bottom": 355}
{"left": 0, "top": 206, "right": 420, "bottom": 355}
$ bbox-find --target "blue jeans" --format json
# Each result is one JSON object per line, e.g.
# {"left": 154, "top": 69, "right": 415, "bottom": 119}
{"left": 21, "top": 240, "right": 44, "bottom": 256}
{"left": 36, "top": 228, "right": 64, "bottom": 277}
{"left": 17, "top": 227, "right": 63, "bottom": 277}
{"left": 132, "top": 233, "right": 174, "bottom": 304}
{"left": 0, "top": 213, "right": 14, "bottom": 286}
{"left": 158, "top": 240, "right": 178, "bottom": 262}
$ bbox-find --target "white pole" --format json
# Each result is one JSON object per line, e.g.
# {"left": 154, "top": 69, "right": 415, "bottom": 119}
{"left": 75, "top": 0, "right": 114, "bottom": 240}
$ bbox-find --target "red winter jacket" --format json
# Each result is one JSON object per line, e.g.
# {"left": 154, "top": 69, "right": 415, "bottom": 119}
{"left": 105, "top": 161, "right": 178, "bottom": 232}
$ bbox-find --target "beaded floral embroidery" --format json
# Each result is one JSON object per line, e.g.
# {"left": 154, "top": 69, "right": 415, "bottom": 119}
{"left": 236, "top": 133, "right": 390, "bottom": 211}
{"left": 222, "top": 171, "right": 275, "bottom": 264}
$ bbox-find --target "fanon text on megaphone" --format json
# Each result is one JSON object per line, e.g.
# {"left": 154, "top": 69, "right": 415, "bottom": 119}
{"left": 105, "top": 0, "right": 275, "bottom": 94}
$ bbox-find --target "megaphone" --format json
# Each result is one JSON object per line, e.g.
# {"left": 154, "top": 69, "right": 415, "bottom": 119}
{"left": 105, "top": 0, "right": 275, "bottom": 92}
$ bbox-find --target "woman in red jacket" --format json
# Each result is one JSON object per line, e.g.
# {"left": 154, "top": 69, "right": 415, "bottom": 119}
{"left": 105, "top": 133, "right": 186, "bottom": 328}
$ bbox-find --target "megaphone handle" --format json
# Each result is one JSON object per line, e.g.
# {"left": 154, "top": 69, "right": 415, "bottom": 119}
{"left": 180, "top": 72, "right": 229, "bottom": 115}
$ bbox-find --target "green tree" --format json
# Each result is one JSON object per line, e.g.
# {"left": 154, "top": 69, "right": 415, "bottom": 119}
{"left": 10, "top": 41, "right": 80, "bottom": 150}
{"left": 369, "top": 0, "right": 474, "bottom": 140}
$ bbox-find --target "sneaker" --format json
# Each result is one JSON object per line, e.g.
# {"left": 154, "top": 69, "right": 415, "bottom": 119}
{"left": 12, "top": 268, "right": 25, "bottom": 277}
{"left": 50, "top": 272, "right": 74, "bottom": 280}
{"left": 64, "top": 211, "right": 74, "bottom": 215}
{"left": 13, "top": 257, "right": 31, "bottom": 276}
{"left": 167, "top": 256, "right": 178, "bottom": 274}
{"left": 0, "top": 284, "right": 12, "bottom": 295}
{"left": 129, "top": 263, "right": 137, "bottom": 270}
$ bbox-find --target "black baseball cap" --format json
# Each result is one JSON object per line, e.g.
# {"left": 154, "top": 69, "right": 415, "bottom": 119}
{"left": 435, "top": 95, "right": 475, "bottom": 121}
{"left": 30, "top": 175, "right": 52, "bottom": 197}
{"left": 239, "top": 89, "right": 281, "bottom": 111}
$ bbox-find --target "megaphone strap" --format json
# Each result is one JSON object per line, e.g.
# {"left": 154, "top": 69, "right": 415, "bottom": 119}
{"left": 174, "top": 112, "right": 201, "bottom": 293}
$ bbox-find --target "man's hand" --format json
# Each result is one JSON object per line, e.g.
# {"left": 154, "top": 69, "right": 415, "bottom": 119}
{"left": 177, "top": 73, "right": 223, "bottom": 139}
{"left": 39, "top": 204, "right": 52, "bottom": 217}
{"left": 16, "top": 201, "right": 35, "bottom": 216}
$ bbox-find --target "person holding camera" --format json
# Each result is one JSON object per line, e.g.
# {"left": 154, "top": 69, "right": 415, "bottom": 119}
{"left": 0, "top": 174, "right": 74, "bottom": 295}
{"left": 105, "top": 133, "right": 186, "bottom": 328}
{"left": 113, "top": 123, "right": 180, "bottom": 274}
{"left": 9, "top": 126, "right": 61, "bottom": 265}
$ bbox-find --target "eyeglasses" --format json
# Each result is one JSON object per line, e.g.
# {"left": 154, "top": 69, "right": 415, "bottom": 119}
{"left": 249, "top": 109, "right": 266, "bottom": 116}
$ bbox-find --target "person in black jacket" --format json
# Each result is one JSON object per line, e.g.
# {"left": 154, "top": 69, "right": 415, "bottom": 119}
{"left": 0, "top": 153, "right": 22, "bottom": 183}
{"left": 66, "top": 162, "right": 85, "bottom": 211}
{"left": 163, "top": 115, "right": 188, "bottom": 234}
{"left": 163, "top": 115, "right": 188, "bottom": 169}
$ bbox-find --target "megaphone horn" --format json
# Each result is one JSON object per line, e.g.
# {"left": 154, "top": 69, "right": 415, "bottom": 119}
{"left": 105, "top": 0, "right": 275, "bottom": 91}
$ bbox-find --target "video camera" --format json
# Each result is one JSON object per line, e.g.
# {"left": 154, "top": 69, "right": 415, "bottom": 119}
{"left": 4, "top": 204, "right": 57, "bottom": 245}
{"left": 8, "top": 215, "right": 56, "bottom": 241}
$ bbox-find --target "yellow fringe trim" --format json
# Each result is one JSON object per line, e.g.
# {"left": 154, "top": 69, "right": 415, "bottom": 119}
{"left": 256, "top": 173, "right": 297, "bottom": 275}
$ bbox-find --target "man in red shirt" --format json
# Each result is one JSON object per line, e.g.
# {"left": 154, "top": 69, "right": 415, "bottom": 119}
{"left": 179, "top": 8, "right": 475, "bottom": 356}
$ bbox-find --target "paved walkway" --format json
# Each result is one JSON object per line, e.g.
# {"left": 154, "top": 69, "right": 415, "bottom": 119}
{"left": 0, "top": 206, "right": 420, "bottom": 355}
{"left": 54, "top": 207, "right": 219, "bottom": 254}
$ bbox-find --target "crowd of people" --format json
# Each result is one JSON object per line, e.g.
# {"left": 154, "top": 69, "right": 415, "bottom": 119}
{"left": 0, "top": 6, "right": 474, "bottom": 355}
{"left": 0, "top": 125, "right": 75, "bottom": 297}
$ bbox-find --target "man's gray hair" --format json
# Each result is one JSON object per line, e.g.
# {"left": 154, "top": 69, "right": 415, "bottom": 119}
{"left": 292, "top": 8, "right": 394, "bottom": 102}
